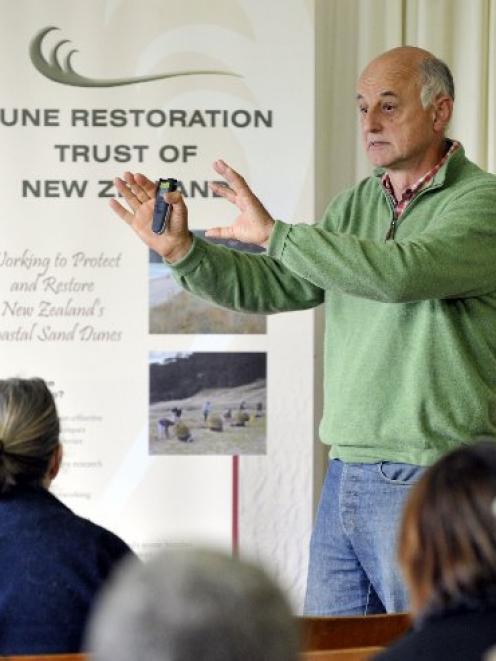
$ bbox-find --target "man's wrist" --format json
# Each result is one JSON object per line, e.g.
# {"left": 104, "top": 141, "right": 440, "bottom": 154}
{"left": 162, "top": 234, "right": 193, "bottom": 264}
{"left": 260, "top": 219, "right": 275, "bottom": 249}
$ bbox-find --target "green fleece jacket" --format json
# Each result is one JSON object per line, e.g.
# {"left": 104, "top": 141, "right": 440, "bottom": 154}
{"left": 171, "top": 146, "right": 496, "bottom": 465}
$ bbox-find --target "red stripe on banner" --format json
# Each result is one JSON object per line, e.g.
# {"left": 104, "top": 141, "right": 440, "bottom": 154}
{"left": 232, "top": 455, "right": 239, "bottom": 556}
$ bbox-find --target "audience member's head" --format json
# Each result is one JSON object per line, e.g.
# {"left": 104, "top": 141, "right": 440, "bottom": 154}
{"left": 399, "top": 439, "right": 496, "bottom": 616}
{"left": 0, "top": 377, "right": 62, "bottom": 495}
{"left": 86, "top": 547, "right": 299, "bottom": 661}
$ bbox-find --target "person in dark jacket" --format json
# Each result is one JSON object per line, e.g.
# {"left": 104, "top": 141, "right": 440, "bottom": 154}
{"left": 374, "top": 440, "right": 496, "bottom": 661}
{"left": 0, "top": 377, "right": 135, "bottom": 654}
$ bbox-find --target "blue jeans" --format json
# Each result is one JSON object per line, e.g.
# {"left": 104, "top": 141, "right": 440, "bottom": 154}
{"left": 304, "top": 459, "right": 423, "bottom": 615}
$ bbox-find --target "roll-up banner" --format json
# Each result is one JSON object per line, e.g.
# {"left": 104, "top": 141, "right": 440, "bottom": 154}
{"left": 0, "top": 0, "right": 314, "bottom": 578}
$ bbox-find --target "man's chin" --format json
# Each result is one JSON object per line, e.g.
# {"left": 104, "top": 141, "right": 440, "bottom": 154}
{"left": 366, "top": 144, "right": 394, "bottom": 167}
{"left": 367, "top": 155, "right": 394, "bottom": 168}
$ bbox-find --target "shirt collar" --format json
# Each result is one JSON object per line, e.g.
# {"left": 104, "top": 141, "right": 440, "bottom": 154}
{"left": 373, "top": 139, "right": 462, "bottom": 180}
{"left": 381, "top": 140, "right": 461, "bottom": 203}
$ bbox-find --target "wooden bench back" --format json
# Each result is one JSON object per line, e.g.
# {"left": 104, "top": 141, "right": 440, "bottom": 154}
{"left": 301, "top": 648, "right": 383, "bottom": 660}
{"left": 298, "top": 613, "right": 411, "bottom": 650}
{"left": 1, "top": 651, "right": 384, "bottom": 661}
{"left": 1, "top": 615, "right": 409, "bottom": 660}
{"left": 2, "top": 652, "right": 382, "bottom": 661}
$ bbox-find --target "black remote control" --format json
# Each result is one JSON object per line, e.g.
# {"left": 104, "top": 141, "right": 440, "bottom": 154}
{"left": 152, "top": 178, "right": 178, "bottom": 234}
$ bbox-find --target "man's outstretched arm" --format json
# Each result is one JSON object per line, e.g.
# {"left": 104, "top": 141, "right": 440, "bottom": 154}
{"left": 109, "top": 168, "right": 324, "bottom": 314}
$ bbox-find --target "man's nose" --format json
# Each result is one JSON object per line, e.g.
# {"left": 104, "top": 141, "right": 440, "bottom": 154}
{"left": 362, "top": 107, "right": 381, "bottom": 132}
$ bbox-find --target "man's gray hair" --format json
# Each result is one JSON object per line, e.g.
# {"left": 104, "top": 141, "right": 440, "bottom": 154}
{"left": 419, "top": 56, "right": 455, "bottom": 108}
{"left": 86, "top": 547, "right": 299, "bottom": 661}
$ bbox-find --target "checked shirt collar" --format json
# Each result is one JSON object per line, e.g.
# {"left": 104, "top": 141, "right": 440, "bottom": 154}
{"left": 381, "top": 139, "right": 461, "bottom": 219}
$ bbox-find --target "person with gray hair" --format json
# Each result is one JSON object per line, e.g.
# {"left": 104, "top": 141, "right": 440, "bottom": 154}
{"left": 111, "top": 45, "right": 496, "bottom": 616}
{"left": 418, "top": 56, "right": 455, "bottom": 107}
{"left": 0, "top": 377, "right": 134, "bottom": 654}
{"left": 86, "top": 547, "right": 299, "bottom": 661}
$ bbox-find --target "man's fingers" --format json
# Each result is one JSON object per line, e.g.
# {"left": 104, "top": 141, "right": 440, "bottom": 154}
{"left": 122, "top": 171, "right": 153, "bottom": 204}
{"left": 134, "top": 172, "right": 158, "bottom": 198}
{"left": 109, "top": 197, "right": 134, "bottom": 225}
{"left": 213, "top": 160, "right": 248, "bottom": 194}
{"left": 205, "top": 226, "right": 236, "bottom": 240}
{"left": 114, "top": 177, "right": 142, "bottom": 212}
{"left": 164, "top": 190, "right": 183, "bottom": 205}
{"left": 164, "top": 191, "right": 190, "bottom": 229}
{"left": 110, "top": 192, "right": 155, "bottom": 233}
{"left": 209, "top": 181, "right": 237, "bottom": 204}
{"left": 165, "top": 191, "right": 188, "bottom": 215}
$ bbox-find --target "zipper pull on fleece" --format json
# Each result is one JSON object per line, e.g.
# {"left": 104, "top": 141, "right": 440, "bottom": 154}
{"left": 385, "top": 218, "right": 397, "bottom": 241}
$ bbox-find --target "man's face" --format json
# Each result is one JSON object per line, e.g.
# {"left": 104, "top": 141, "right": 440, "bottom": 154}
{"left": 356, "top": 58, "right": 436, "bottom": 171}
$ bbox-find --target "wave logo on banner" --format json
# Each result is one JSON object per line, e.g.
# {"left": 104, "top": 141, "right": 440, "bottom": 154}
{"left": 29, "top": 26, "right": 241, "bottom": 88}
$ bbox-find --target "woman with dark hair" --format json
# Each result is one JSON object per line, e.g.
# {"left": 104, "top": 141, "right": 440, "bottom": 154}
{"left": 0, "top": 377, "right": 135, "bottom": 654}
{"left": 375, "top": 439, "right": 496, "bottom": 661}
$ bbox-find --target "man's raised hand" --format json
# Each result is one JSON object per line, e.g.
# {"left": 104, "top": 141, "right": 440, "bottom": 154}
{"left": 110, "top": 172, "right": 192, "bottom": 263}
{"left": 207, "top": 161, "right": 275, "bottom": 247}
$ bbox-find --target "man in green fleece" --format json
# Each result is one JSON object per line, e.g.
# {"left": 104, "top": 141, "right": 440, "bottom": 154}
{"left": 111, "top": 46, "right": 496, "bottom": 615}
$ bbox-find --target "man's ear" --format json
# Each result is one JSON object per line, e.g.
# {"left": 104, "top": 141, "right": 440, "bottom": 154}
{"left": 47, "top": 444, "right": 63, "bottom": 481}
{"left": 432, "top": 95, "right": 453, "bottom": 132}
